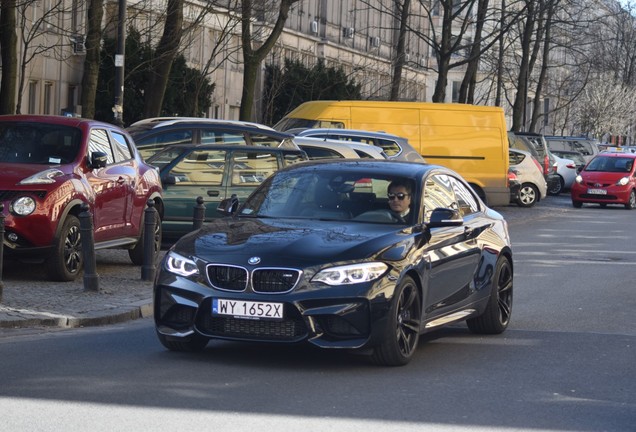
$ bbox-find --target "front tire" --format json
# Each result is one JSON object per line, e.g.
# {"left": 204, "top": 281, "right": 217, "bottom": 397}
{"left": 467, "top": 257, "right": 513, "bottom": 334}
{"left": 516, "top": 183, "right": 539, "bottom": 207}
{"left": 625, "top": 190, "right": 636, "bottom": 210}
{"left": 46, "top": 215, "right": 82, "bottom": 281}
{"left": 372, "top": 276, "right": 421, "bottom": 366}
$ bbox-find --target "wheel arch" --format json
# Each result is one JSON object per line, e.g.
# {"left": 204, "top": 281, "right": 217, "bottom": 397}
{"left": 53, "top": 199, "right": 86, "bottom": 240}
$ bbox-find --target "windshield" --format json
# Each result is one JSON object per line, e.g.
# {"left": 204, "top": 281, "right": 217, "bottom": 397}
{"left": 0, "top": 122, "right": 81, "bottom": 165}
{"left": 585, "top": 156, "right": 634, "bottom": 173}
{"left": 239, "top": 169, "right": 415, "bottom": 224}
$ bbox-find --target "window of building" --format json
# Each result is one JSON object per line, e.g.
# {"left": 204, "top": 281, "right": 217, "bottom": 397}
{"left": 44, "top": 82, "right": 53, "bottom": 114}
{"left": 28, "top": 81, "right": 38, "bottom": 114}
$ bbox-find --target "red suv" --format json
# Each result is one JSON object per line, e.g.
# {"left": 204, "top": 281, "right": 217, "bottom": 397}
{"left": 571, "top": 151, "right": 636, "bottom": 209}
{"left": 0, "top": 115, "right": 163, "bottom": 281}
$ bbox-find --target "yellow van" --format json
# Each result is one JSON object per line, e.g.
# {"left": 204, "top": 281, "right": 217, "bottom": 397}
{"left": 275, "top": 100, "right": 510, "bottom": 207}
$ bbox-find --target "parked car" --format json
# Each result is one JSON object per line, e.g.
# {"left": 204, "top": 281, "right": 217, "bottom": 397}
{"left": 292, "top": 128, "right": 425, "bottom": 163}
{"left": 508, "top": 131, "right": 560, "bottom": 192}
{"left": 153, "top": 159, "right": 514, "bottom": 366}
{"left": 127, "top": 118, "right": 300, "bottom": 160}
{"left": 570, "top": 152, "right": 636, "bottom": 209}
{"left": 549, "top": 153, "right": 578, "bottom": 194}
{"left": 508, "top": 148, "right": 547, "bottom": 207}
{"left": 146, "top": 143, "right": 308, "bottom": 242}
{"left": 293, "top": 136, "right": 388, "bottom": 160}
{"left": 0, "top": 115, "right": 163, "bottom": 281}
{"left": 545, "top": 136, "right": 600, "bottom": 162}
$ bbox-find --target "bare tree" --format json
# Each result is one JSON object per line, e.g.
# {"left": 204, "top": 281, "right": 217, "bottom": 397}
{"left": 0, "top": 0, "right": 18, "bottom": 114}
{"left": 239, "top": 0, "right": 300, "bottom": 121}
{"left": 81, "top": 0, "right": 104, "bottom": 119}
{"left": 390, "top": 0, "right": 411, "bottom": 100}
{"left": 14, "top": 0, "right": 71, "bottom": 114}
{"left": 143, "top": 0, "right": 184, "bottom": 118}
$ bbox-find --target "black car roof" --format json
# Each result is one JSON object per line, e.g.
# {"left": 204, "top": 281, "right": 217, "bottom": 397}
{"left": 277, "top": 159, "right": 434, "bottom": 176}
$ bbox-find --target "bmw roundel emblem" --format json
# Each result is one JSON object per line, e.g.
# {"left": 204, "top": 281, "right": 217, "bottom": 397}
{"left": 248, "top": 256, "right": 261, "bottom": 265}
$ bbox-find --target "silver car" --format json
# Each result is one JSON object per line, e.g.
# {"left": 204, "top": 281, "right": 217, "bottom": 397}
{"left": 293, "top": 128, "right": 425, "bottom": 163}
{"left": 293, "top": 136, "right": 388, "bottom": 160}
{"left": 509, "top": 148, "right": 547, "bottom": 207}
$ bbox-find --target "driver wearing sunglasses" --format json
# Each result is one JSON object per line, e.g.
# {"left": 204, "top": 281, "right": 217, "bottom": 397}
{"left": 387, "top": 179, "right": 413, "bottom": 223}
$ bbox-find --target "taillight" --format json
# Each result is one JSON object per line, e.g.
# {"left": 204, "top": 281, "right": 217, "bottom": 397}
{"left": 543, "top": 156, "right": 550, "bottom": 175}
{"left": 534, "top": 157, "right": 544, "bottom": 174}
{"left": 566, "top": 163, "right": 576, "bottom": 169}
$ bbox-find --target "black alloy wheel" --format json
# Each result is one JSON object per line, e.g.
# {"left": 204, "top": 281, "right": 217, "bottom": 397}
{"left": 467, "top": 257, "right": 513, "bottom": 334}
{"left": 46, "top": 215, "right": 83, "bottom": 281}
{"left": 372, "top": 276, "right": 422, "bottom": 366}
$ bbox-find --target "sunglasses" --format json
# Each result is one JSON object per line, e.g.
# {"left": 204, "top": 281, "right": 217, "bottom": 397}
{"left": 388, "top": 193, "right": 410, "bottom": 201}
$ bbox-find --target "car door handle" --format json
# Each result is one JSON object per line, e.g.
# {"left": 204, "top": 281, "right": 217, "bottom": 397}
{"left": 464, "top": 226, "right": 474, "bottom": 236}
{"left": 207, "top": 190, "right": 220, "bottom": 197}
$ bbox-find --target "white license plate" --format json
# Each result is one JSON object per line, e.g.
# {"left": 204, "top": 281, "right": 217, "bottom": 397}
{"left": 587, "top": 188, "right": 607, "bottom": 195}
{"left": 212, "top": 299, "right": 283, "bottom": 320}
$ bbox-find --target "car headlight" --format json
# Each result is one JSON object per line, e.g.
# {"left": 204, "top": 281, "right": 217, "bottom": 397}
{"left": 19, "top": 168, "right": 65, "bottom": 185}
{"left": 575, "top": 175, "right": 583, "bottom": 184}
{"left": 164, "top": 251, "right": 199, "bottom": 277}
{"left": 12, "top": 196, "right": 36, "bottom": 216}
{"left": 312, "top": 262, "right": 388, "bottom": 286}
{"left": 616, "top": 177, "right": 629, "bottom": 186}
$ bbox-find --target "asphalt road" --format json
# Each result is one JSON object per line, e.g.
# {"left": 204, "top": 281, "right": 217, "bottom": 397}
{"left": 0, "top": 194, "right": 634, "bottom": 431}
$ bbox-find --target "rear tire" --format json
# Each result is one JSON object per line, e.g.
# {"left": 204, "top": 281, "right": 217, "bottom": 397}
{"left": 46, "top": 215, "right": 82, "bottom": 281}
{"left": 516, "top": 183, "right": 539, "bottom": 207}
{"left": 372, "top": 276, "right": 421, "bottom": 366}
{"left": 548, "top": 176, "right": 564, "bottom": 195}
{"left": 129, "top": 211, "right": 162, "bottom": 265}
{"left": 157, "top": 331, "right": 208, "bottom": 352}
{"left": 467, "top": 257, "right": 513, "bottom": 334}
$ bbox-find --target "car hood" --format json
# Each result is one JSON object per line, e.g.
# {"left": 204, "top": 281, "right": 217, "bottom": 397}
{"left": 174, "top": 217, "right": 417, "bottom": 267}
{"left": 0, "top": 162, "right": 68, "bottom": 187}
{"left": 581, "top": 171, "right": 630, "bottom": 182}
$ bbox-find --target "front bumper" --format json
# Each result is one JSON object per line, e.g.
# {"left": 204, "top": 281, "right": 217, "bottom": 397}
{"left": 571, "top": 183, "right": 633, "bottom": 204}
{"left": 154, "top": 272, "right": 395, "bottom": 350}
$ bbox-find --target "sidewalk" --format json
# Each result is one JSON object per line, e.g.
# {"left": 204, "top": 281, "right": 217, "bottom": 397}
{"left": 0, "top": 250, "right": 155, "bottom": 329}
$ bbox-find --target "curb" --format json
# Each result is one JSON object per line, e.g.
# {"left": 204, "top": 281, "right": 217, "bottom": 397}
{"left": 0, "top": 299, "right": 153, "bottom": 329}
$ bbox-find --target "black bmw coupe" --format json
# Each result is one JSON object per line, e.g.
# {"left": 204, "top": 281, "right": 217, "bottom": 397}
{"left": 153, "top": 160, "right": 513, "bottom": 366}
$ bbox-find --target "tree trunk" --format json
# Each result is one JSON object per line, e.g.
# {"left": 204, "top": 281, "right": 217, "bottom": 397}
{"left": 143, "top": 0, "right": 184, "bottom": 118}
{"left": 459, "top": 0, "right": 489, "bottom": 104}
{"left": 0, "top": 0, "right": 18, "bottom": 114}
{"left": 390, "top": 0, "right": 411, "bottom": 101}
{"left": 80, "top": 0, "right": 104, "bottom": 119}
{"left": 511, "top": 1, "right": 535, "bottom": 132}
{"left": 530, "top": 0, "right": 557, "bottom": 132}
{"left": 239, "top": 0, "right": 299, "bottom": 121}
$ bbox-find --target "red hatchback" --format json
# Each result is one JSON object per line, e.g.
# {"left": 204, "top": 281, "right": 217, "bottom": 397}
{"left": 570, "top": 151, "right": 636, "bottom": 209}
{"left": 0, "top": 115, "right": 163, "bottom": 281}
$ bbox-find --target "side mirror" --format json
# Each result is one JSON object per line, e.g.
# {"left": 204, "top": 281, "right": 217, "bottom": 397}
{"left": 89, "top": 151, "right": 107, "bottom": 169}
{"left": 217, "top": 194, "right": 240, "bottom": 215}
{"left": 427, "top": 207, "right": 463, "bottom": 228}
{"left": 162, "top": 174, "right": 177, "bottom": 186}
